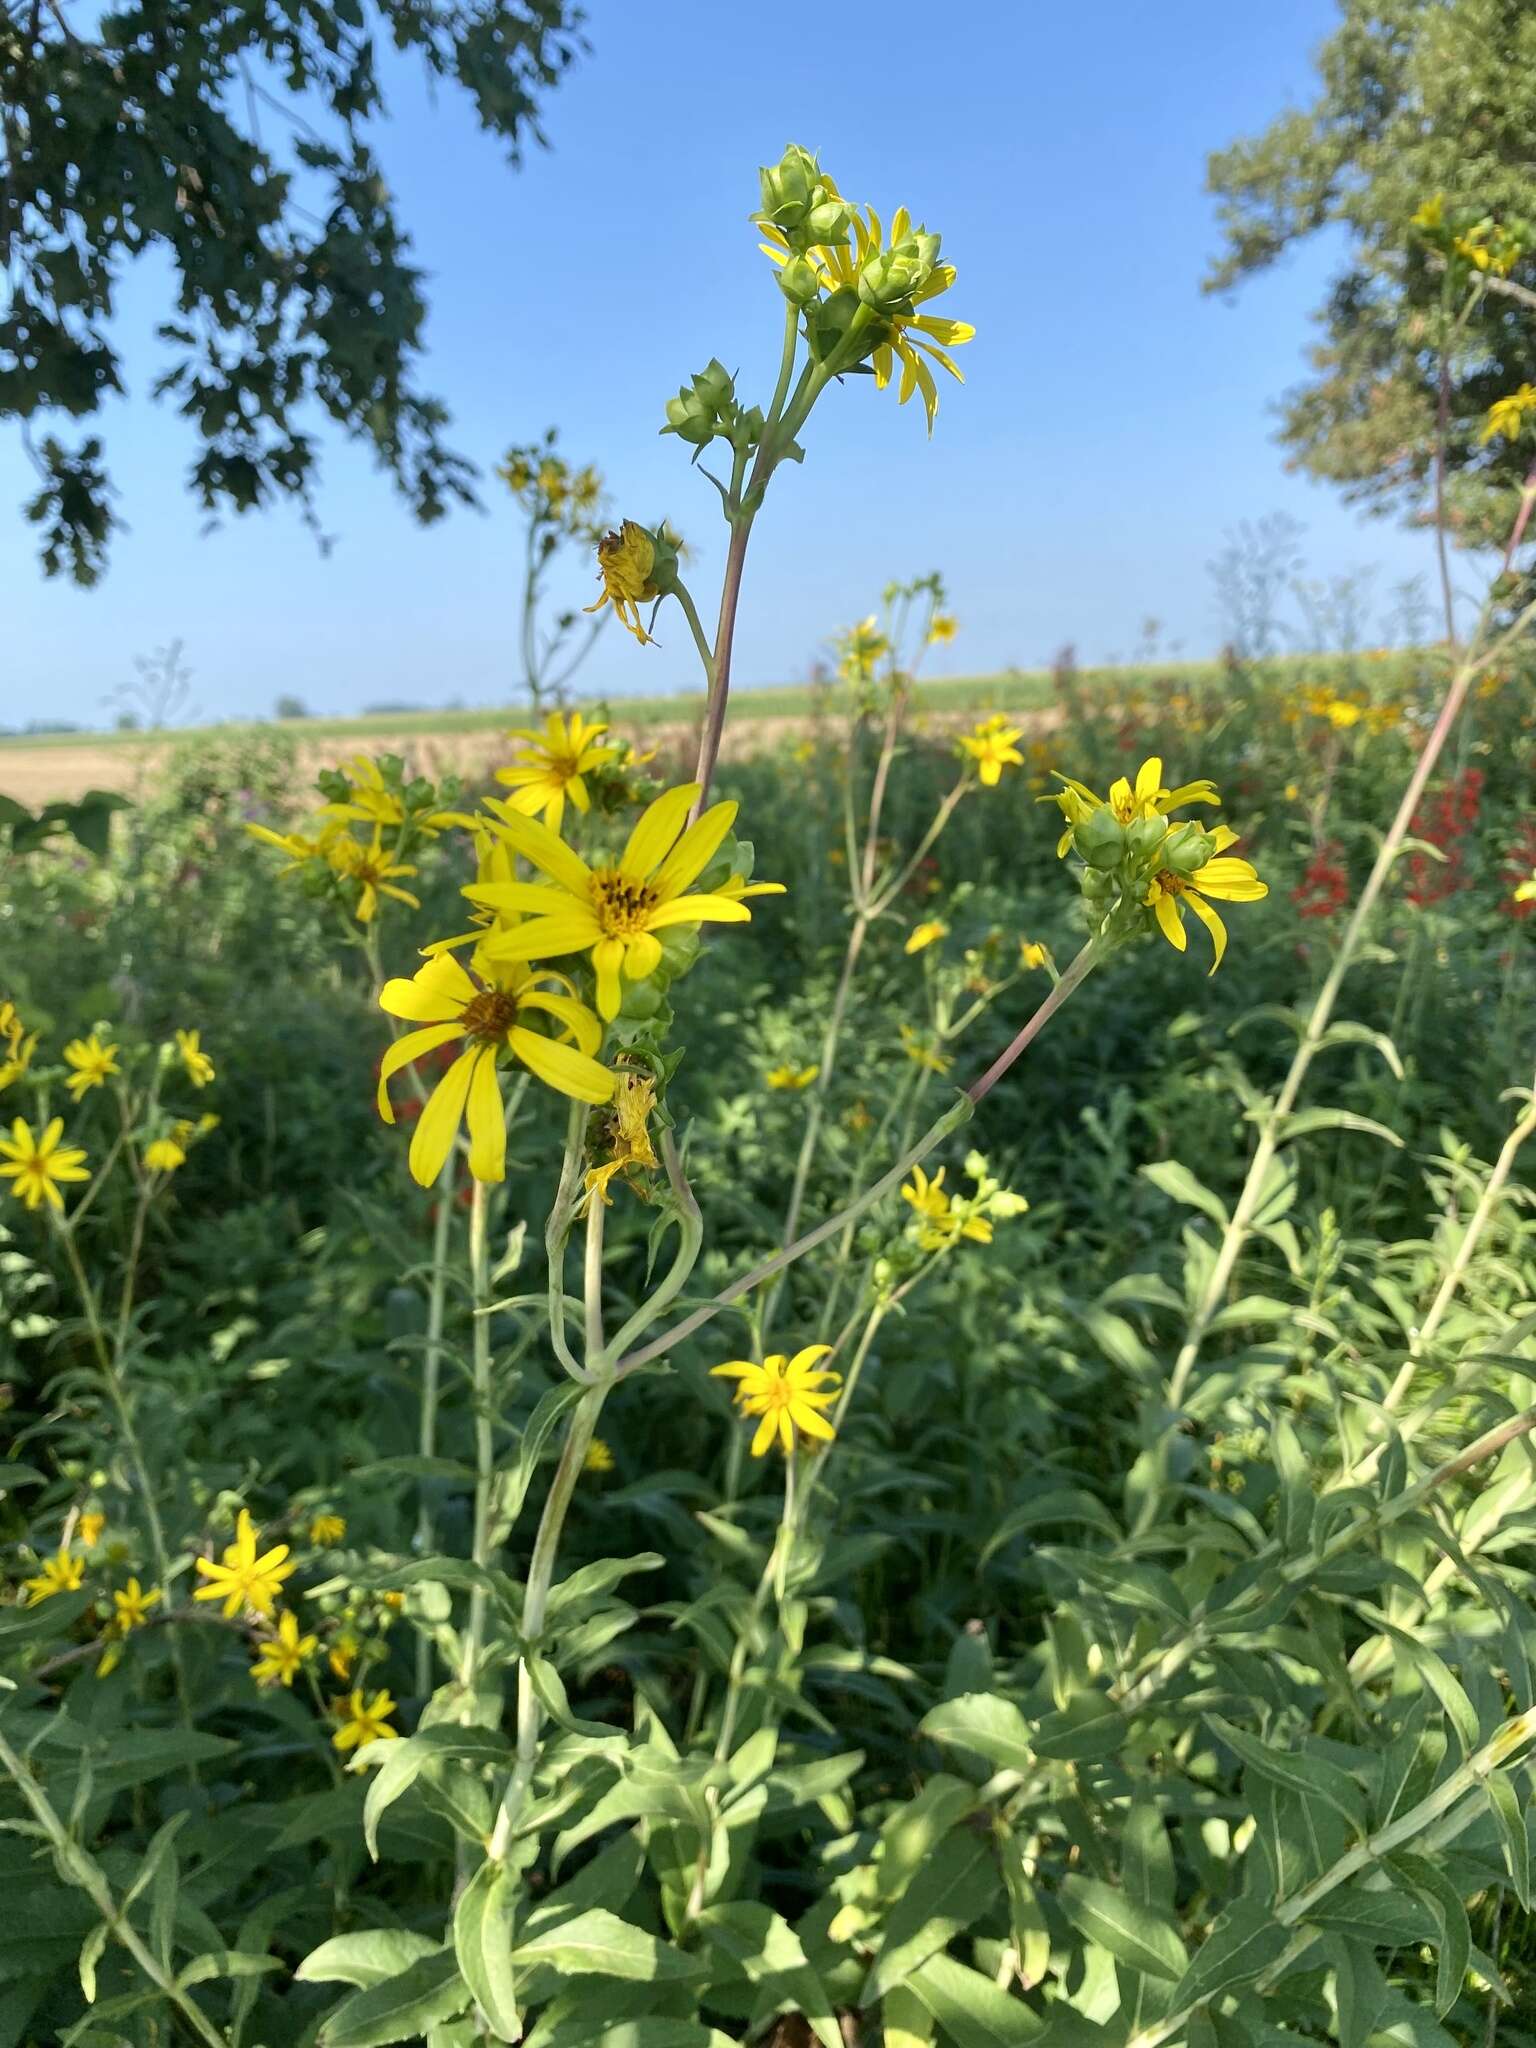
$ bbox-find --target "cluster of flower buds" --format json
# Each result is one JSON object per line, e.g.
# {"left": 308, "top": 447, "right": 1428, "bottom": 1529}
{"left": 858, "top": 228, "right": 943, "bottom": 314}
{"left": 754, "top": 144, "right": 854, "bottom": 252}
{"left": 1074, "top": 811, "right": 1217, "bottom": 938}
{"left": 662, "top": 359, "right": 765, "bottom": 457}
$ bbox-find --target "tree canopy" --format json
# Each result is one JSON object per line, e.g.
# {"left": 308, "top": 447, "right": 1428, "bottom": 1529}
{"left": 1, "top": 0, "right": 582, "bottom": 581}
{"left": 1207, "top": 0, "right": 1536, "bottom": 552}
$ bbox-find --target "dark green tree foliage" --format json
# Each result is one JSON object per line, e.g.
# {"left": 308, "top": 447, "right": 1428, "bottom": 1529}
{"left": 1206, "top": 0, "right": 1536, "bottom": 547}
{"left": 0, "top": 0, "right": 583, "bottom": 581}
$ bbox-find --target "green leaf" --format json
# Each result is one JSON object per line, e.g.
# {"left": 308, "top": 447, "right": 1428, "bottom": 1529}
{"left": 542, "top": 1553, "right": 665, "bottom": 1630}
{"left": 872, "top": 1774, "right": 981, "bottom": 1901}
{"left": 1206, "top": 1714, "right": 1366, "bottom": 1833}
{"left": 979, "top": 1491, "right": 1121, "bottom": 1562}
{"left": 359, "top": 1727, "right": 511, "bottom": 1860}
{"left": 1485, "top": 1770, "right": 1531, "bottom": 1910}
{"left": 499, "top": 1384, "right": 585, "bottom": 1530}
{"left": 1168, "top": 1899, "right": 1289, "bottom": 2012}
{"left": 452, "top": 1860, "right": 521, "bottom": 2043}
{"left": 509, "top": 1908, "right": 702, "bottom": 1982}
{"left": 1273, "top": 1106, "right": 1403, "bottom": 1149}
{"left": 1387, "top": 1853, "right": 1470, "bottom": 2016}
{"left": 1030, "top": 1695, "right": 1125, "bottom": 1762}
{"left": 695, "top": 1902, "right": 840, "bottom": 2048}
{"left": 863, "top": 1828, "right": 999, "bottom": 2001}
{"left": 1326, "top": 1935, "right": 1390, "bottom": 2048}
{"left": 905, "top": 1951, "right": 1045, "bottom": 2044}
{"left": 319, "top": 1952, "right": 469, "bottom": 2048}
{"left": 882, "top": 1984, "right": 937, "bottom": 2048}
{"left": 1140, "top": 1160, "right": 1230, "bottom": 1227}
{"left": 298, "top": 1930, "right": 446, "bottom": 1991}
{"left": 919, "top": 1693, "right": 1034, "bottom": 1774}
{"left": 1057, "top": 1874, "right": 1187, "bottom": 1982}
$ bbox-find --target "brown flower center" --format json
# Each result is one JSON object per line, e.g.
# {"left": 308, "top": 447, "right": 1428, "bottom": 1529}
{"left": 460, "top": 990, "right": 521, "bottom": 1039}
{"left": 592, "top": 869, "right": 658, "bottom": 936}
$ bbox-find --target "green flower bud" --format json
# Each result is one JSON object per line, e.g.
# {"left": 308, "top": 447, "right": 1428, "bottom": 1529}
{"left": 1080, "top": 866, "right": 1115, "bottom": 901}
{"left": 857, "top": 229, "right": 942, "bottom": 313}
{"left": 661, "top": 360, "right": 737, "bottom": 447}
{"left": 804, "top": 194, "right": 854, "bottom": 244}
{"left": 806, "top": 286, "right": 866, "bottom": 364}
{"left": 1126, "top": 815, "right": 1168, "bottom": 863}
{"left": 777, "top": 254, "right": 824, "bottom": 307}
{"left": 1074, "top": 808, "right": 1127, "bottom": 870}
{"left": 757, "top": 144, "right": 821, "bottom": 228}
{"left": 1162, "top": 823, "right": 1216, "bottom": 876}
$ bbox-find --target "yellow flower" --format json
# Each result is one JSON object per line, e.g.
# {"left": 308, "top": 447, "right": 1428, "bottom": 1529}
{"left": 1411, "top": 193, "right": 1444, "bottom": 233}
{"left": 1284, "top": 782, "right": 1301, "bottom": 802}
{"left": 0, "top": 1117, "right": 91, "bottom": 1212}
{"left": 1144, "top": 831, "right": 1268, "bottom": 973}
{"left": 584, "top": 1070, "right": 658, "bottom": 1206}
{"left": 836, "top": 615, "right": 890, "bottom": 685}
{"left": 583, "top": 1438, "right": 615, "bottom": 1475}
{"left": 252, "top": 1608, "right": 319, "bottom": 1689}
{"left": 766, "top": 1063, "right": 819, "bottom": 1090}
{"left": 63, "top": 1034, "right": 119, "bottom": 1102}
{"left": 905, "top": 920, "right": 948, "bottom": 955}
{"left": 470, "top": 784, "right": 773, "bottom": 1021}
{"left": 585, "top": 521, "right": 659, "bottom": 645}
{"left": 327, "top": 829, "right": 420, "bottom": 924}
{"left": 322, "top": 756, "right": 408, "bottom": 830}
{"left": 495, "top": 712, "right": 620, "bottom": 834}
{"left": 193, "top": 1508, "right": 295, "bottom": 1620}
{"left": 174, "top": 1029, "right": 215, "bottom": 1088}
{"left": 308, "top": 1513, "right": 346, "bottom": 1546}
{"left": 112, "top": 1577, "right": 160, "bottom": 1631}
{"left": 1047, "top": 756, "right": 1219, "bottom": 856}
{"left": 328, "top": 1629, "right": 360, "bottom": 1680}
{"left": 333, "top": 1687, "right": 400, "bottom": 1753}
{"left": 246, "top": 822, "right": 340, "bottom": 874}
{"left": 711, "top": 1345, "right": 842, "bottom": 1458}
{"left": 1453, "top": 222, "right": 1521, "bottom": 276}
{"left": 898, "top": 1023, "right": 951, "bottom": 1074}
{"left": 144, "top": 1136, "right": 187, "bottom": 1174}
{"left": 24, "top": 1547, "right": 84, "bottom": 1603}
{"left": 1480, "top": 384, "right": 1536, "bottom": 446}
{"left": 378, "top": 949, "right": 612, "bottom": 1187}
{"left": 928, "top": 614, "right": 958, "bottom": 645}
{"left": 900, "top": 1164, "right": 994, "bottom": 1251}
{"left": 1019, "top": 940, "right": 1048, "bottom": 971}
{"left": 78, "top": 1511, "right": 106, "bottom": 1548}
{"left": 959, "top": 715, "right": 1025, "bottom": 788}
{"left": 0, "top": 1002, "right": 38, "bottom": 1094}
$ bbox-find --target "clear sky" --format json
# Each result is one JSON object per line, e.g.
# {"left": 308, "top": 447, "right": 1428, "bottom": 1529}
{"left": 1, "top": 0, "right": 1440, "bottom": 728}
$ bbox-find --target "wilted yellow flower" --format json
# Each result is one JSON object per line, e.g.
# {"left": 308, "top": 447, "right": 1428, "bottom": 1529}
{"left": 174, "top": 1029, "right": 215, "bottom": 1088}
{"left": 1481, "top": 384, "right": 1536, "bottom": 446}
{"left": 905, "top": 920, "right": 948, "bottom": 955}
{"left": 585, "top": 521, "right": 659, "bottom": 645}
{"left": 78, "top": 1511, "right": 106, "bottom": 1548}
{"left": 495, "top": 712, "right": 619, "bottom": 834}
{"left": 766, "top": 1063, "right": 819, "bottom": 1090}
{"left": 0, "top": 1002, "right": 38, "bottom": 1093}
{"left": 193, "top": 1509, "right": 295, "bottom": 1620}
{"left": 1145, "top": 829, "right": 1268, "bottom": 973}
{"left": 711, "top": 1345, "right": 841, "bottom": 1457}
{"left": 24, "top": 1547, "right": 84, "bottom": 1603}
{"left": 309, "top": 1514, "right": 346, "bottom": 1546}
{"left": 333, "top": 1687, "right": 400, "bottom": 1752}
{"left": 585, "top": 1070, "right": 659, "bottom": 1206}
{"left": 252, "top": 1609, "right": 319, "bottom": 1689}
{"left": 899, "top": 1023, "right": 951, "bottom": 1074}
{"left": 63, "top": 1034, "right": 119, "bottom": 1102}
{"left": 959, "top": 715, "right": 1025, "bottom": 788}
{"left": 0, "top": 1117, "right": 90, "bottom": 1212}
{"left": 112, "top": 1577, "right": 160, "bottom": 1631}
{"left": 583, "top": 1438, "right": 616, "bottom": 1475}
{"left": 144, "top": 1136, "right": 187, "bottom": 1174}
{"left": 1019, "top": 939, "right": 1048, "bottom": 971}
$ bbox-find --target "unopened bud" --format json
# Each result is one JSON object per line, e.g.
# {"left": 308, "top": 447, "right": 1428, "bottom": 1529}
{"left": 1162, "top": 824, "right": 1215, "bottom": 876}
{"left": 858, "top": 229, "right": 942, "bottom": 313}
{"left": 1126, "top": 816, "right": 1168, "bottom": 862}
{"left": 777, "top": 254, "right": 823, "bottom": 307}
{"left": 1080, "top": 866, "right": 1115, "bottom": 901}
{"left": 1074, "top": 808, "right": 1127, "bottom": 870}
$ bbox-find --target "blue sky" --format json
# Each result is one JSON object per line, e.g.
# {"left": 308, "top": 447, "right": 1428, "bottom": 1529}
{"left": 2, "top": 0, "right": 1440, "bottom": 727}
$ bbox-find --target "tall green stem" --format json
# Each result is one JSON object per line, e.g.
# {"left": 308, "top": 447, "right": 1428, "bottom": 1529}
{"left": 457, "top": 1179, "right": 494, "bottom": 1702}
{"left": 414, "top": 1160, "right": 455, "bottom": 1695}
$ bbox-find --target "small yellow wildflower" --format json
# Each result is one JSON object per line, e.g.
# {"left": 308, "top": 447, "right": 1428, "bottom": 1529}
{"left": 583, "top": 1438, "right": 616, "bottom": 1475}
{"left": 905, "top": 920, "right": 949, "bottom": 955}
{"left": 766, "top": 1063, "right": 819, "bottom": 1090}
{"left": 174, "top": 1029, "right": 215, "bottom": 1088}
{"left": 901, "top": 1165, "right": 993, "bottom": 1251}
{"left": 1514, "top": 876, "right": 1536, "bottom": 906}
{"left": 321, "top": 756, "right": 408, "bottom": 830}
{"left": 1480, "top": 384, "right": 1536, "bottom": 446}
{"left": 333, "top": 1687, "right": 401, "bottom": 1752}
{"left": 63, "top": 1034, "right": 119, "bottom": 1102}
{"left": 327, "top": 829, "right": 420, "bottom": 924}
{"left": 193, "top": 1509, "right": 295, "bottom": 1620}
{"left": 144, "top": 1136, "right": 187, "bottom": 1174}
{"left": 78, "top": 1511, "right": 106, "bottom": 1548}
{"left": 308, "top": 1513, "right": 346, "bottom": 1546}
{"left": 0, "top": 1002, "right": 38, "bottom": 1093}
{"left": 1019, "top": 940, "right": 1048, "bottom": 971}
{"left": 584, "top": 1070, "right": 659, "bottom": 1206}
{"left": 328, "top": 1629, "right": 360, "bottom": 1681}
{"left": 252, "top": 1609, "right": 320, "bottom": 1689}
{"left": 24, "top": 1548, "right": 84, "bottom": 1603}
{"left": 585, "top": 521, "right": 659, "bottom": 645}
{"left": 928, "top": 614, "right": 958, "bottom": 645}
{"left": 836, "top": 616, "right": 890, "bottom": 685}
{"left": 959, "top": 715, "right": 1024, "bottom": 788}
{"left": 1144, "top": 829, "right": 1268, "bottom": 973}
{"left": 711, "top": 1346, "right": 842, "bottom": 1458}
{"left": 495, "top": 712, "right": 619, "bottom": 834}
{"left": 0, "top": 1118, "right": 91, "bottom": 1212}
{"left": 899, "top": 1023, "right": 952, "bottom": 1074}
{"left": 1411, "top": 193, "right": 1445, "bottom": 233}
{"left": 112, "top": 1577, "right": 160, "bottom": 1631}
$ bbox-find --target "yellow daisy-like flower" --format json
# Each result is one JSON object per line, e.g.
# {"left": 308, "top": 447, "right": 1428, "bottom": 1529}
{"left": 1514, "top": 875, "right": 1536, "bottom": 906}
{"left": 585, "top": 521, "right": 659, "bottom": 645}
{"left": 327, "top": 829, "right": 420, "bottom": 925}
{"left": 322, "top": 755, "right": 408, "bottom": 830}
{"left": 905, "top": 920, "right": 949, "bottom": 955}
{"left": 252, "top": 1608, "right": 320, "bottom": 1689}
{"left": 901, "top": 1165, "right": 993, "bottom": 1252}
{"left": 245, "top": 822, "right": 341, "bottom": 874}
{"left": 959, "top": 715, "right": 1025, "bottom": 788}
{"left": 309, "top": 1513, "right": 346, "bottom": 1546}
{"left": 193, "top": 1508, "right": 295, "bottom": 1620}
{"left": 584, "top": 1070, "right": 658, "bottom": 1207}
{"left": 1019, "top": 940, "right": 1048, "bottom": 971}
{"left": 836, "top": 615, "right": 891, "bottom": 685}
{"left": 112, "top": 1577, "right": 161, "bottom": 1631}
{"left": 333, "top": 1687, "right": 400, "bottom": 1753}
{"left": 495, "top": 712, "right": 619, "bottom": 834}
{"left": 1411, "top": 193, "right": 1445, "bottom": 233}
{"left": 378, "top": 949, "right": 613, "bottom": 1187}
{"left": 1047, "top": 755, "right": 1220, "bottom": 856}
{"left": 711, "top": 1345, "right": 842, "bottom": 1458}
{"left": 1144, "top": 830, "right": 1268, "bottom": 973}
{"left": 0, "top": 1117, "right": 91, "bottom": 1212}
{"left": 78, "top": 1511, "right": 106, "bottom": 1547}
{"left": 0, "top": 1002, "right": 38, "bottom": 1094}
{"left": 470, "top": 784, "right": 773, "bottom": 1022}
{"left": 63, "top": 1034, "right": 119, "bottom": 1102}
{"left": 1480, "top": 383, "right": 1536, "bottom": 446}
{"left": 174, "top": 1029, "right": 215, "bottom": 1088}
{"left": 144, "top": 1135, "right": 187, "bottom": 1174}
{"left": 766, "top": 1063, "right": 819, "bottom": 1090}
{"left": 583, "top": 1438, "right": 615, "bottom": 1475}
{"left": 24, "top": 1547, "right": 84, "bottom": 1604}
{"left": 928, "top": 614, "right": 958, "bottom": 645}
{"left": 328, "top": 1629, "right": 361, "bottom": 1681}
{"left": 898, "top": 1023, "right": 952, "bottom": 1074}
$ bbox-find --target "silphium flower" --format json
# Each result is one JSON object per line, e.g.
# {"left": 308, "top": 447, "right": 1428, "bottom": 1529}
{"left": 905, "top": 920, "right": 948, "bottom": 954}
{"left": 1046, "top": 756, "right": 1219, "bottom": 856}
{"left": 959, "top": 715, "right": 1025, "bottom": 787}
{"left": 333, "top": 1687, "right": 400, "bottom": 1752}
{"left": 321, "top": 755, "right": 441, "bottom": 832}
{"left": 928, "top": 613, "right": 959, "bottom": 645}
{"left": 174, "top": 1028, "right": 215, "bottom": 1088}
{"left": 309, "top": 1513, "right": 347, "bottom": 1546}
{"left": 766, "top": 1063, "right": 819, "bottom": 1090}
{"left": 1019, "top": 939, "right": 1048, "bottom": 970}
{"left": 585, "top": 521, "right": 660, "bottom": 645}
{"left": 470, "top": 784, "right": 773, "bottom": 1021}
{"left": 63, "top": 1034, "right": 119, "bottom": 1102}
{"left": 0, "top": 1117, "right": 90, "bottom": 1211}
{"left": 711, "top": 1345, "right": 842, "bottom": 1457}
{"left": 494, "top": 712, "right": 619, "bottom": 833}
{"left": 901, "top": 1164, "right": 993, "bottom": 1252}
{"left": 0, "top": 1002, "right": 39, "bottom": 1093}
{"left": 252, "top": 1609, "right": 319, "bottom": 1689}
{"left": 78, "top": 1511, "right": 105, "bottom": 1547}
{"left": 144, "top": 1135, "right": 186, "bottom": 1174}
{"left": 378, "top": 949, "right": 612, "bottom": 1187}
{"left": 1144, "top": 828, "right": 1268, "bottom": 972}
{"left": 1481, "top": 384, "right": 1536, "bottom": 446}
{"left": 112, "top": 1577, "right": 160, "bottom": 1631}
{"left": 328, "top": 1629, "right": 360, "bottom": 1681}
{"left": 245, "top": 821, "right": 343, "bottom": 874}
{"left": 193, "top": 1509, "right": 295, "bottom": 1620}
{"left": 328, "top": 829, "right": 420, "bottom": 924}
{"left": 24, "top": 1547, "right": 84, "bottom": 1603}
{"left": 898, "top": 1023, "right": 951, "bottom": 1074}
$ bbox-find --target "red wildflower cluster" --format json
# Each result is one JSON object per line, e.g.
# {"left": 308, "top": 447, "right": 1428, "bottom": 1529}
{"left": 1404, "top": 768, "right": 1484, "bottom": 907}
{"left": 1501, "top": 817, "right": 1536, "bottom": 919}
{"left": 1292, "top": 841, "right": 1349, "bottom": 921}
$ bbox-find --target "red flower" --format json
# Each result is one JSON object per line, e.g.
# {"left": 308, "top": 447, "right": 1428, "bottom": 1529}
{"left": 1292, "top": 842, "right": 1349, "bottom": 921}
{"left": 1404, "top": 768, "right": 1482, "bottom": 906}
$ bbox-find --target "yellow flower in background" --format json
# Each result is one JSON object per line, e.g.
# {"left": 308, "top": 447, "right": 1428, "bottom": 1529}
{"left": 63, "top": 1034, "right": 119, "bottom": 1102}
{"left": 836, "top": 615, "right": 890, "bottom": 684}
{"left": 1145, "top": 830, "right": 1268, "bottom": 973}
{"left": 711, "top": 1345, "right": 842, "bottom": 1457}
{"left": 327, "top": 828, "right": 420, "bottom": 924}
{"left": 495, "top": 712, "right": 620, "bottom": 834}
{"left": 193, "top": 1509, "right": 295, "bottom": 1620}
{"left": 24, "top": 1547, "right": 84, "bottom": 1603}
{"left": 253, "top": 1609, "right": 319, "bottom": 1689}
{"left": 583, "top": 1438, "right": 616, "bottom": 1475}
{"left": 78, "top": 1511, "right": 106, "bottom": 1548}
{"left": 333, "top": 1687, "right": 400, "bottom": 1753}
{"left": 928, "top": 613, "right": 959, "bottom": 645}
{"left": 959, "top": 714, "right": 1025, "bottom": 787}
{"left": 472, "top": 784, "right": 772, "bottom": 1021}
{"left": 174, "top": 1029, "right": 215, "bottom": 1088}
{"left": 585, "top": 1069, "right": 659, "bottom": 1206}
{"left": 0, "top": 1117, "right": 90, "bottom": 1212}
{"left": 328, "top": 1629, "right": 360, "bottom": 1681}
{"left": 378, "top": 949, "right": 612, "bottom": 1187}
{"left": 246, "top": 822, "right": 334, "bottom": 873}
{"left": 1019, "top": 939, "right": 1048, "bottom": 971}
{"left": 901, "top": 1164, "right": 994, "bottom": 1251}
{"left": 585, "top": 521, "right": 658, "bottom": 644}
{"left": 321, "top": 756, "right": 413, "bottom": 830}
{"left": 1481, "top": 384, "right": 1536, "bottom": 446}
{"left": 0, "top": 1002, "right": 39, "bottom": 1092}
{"left": 899, "top": 1023, "right": 952, "bottom": 1074}
{"left": 309, "top": 1513, "right": 346, "bottom": 1546}
{"left": 112, "top": 1577, "right": 160, "bottom": 1631}
{"left": 905, "top": 920, "right": 949, "bottom": 955}
{"left": 1453, "top": 221, "right": 1521, "bottom": 276}
{"left": 1411, "top": 193, "right": 1445, "bottom": 233}
{"left": 766, "top": 1063, "right": 819, "bottom": 1090}
{"left": 144, "top": 1135, "right": 187, "bottom": 1174}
